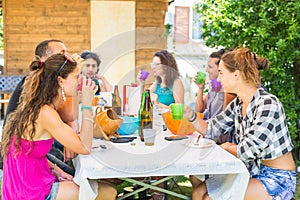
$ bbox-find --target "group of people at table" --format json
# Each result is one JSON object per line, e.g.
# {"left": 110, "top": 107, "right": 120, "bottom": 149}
{"left": 0, "top": 39, "right": 296, "bottom": 200}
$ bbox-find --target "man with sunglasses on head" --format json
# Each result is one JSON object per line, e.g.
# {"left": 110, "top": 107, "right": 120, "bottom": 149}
{"left": 2, "top": 39, "right": 76, "bottom": 180}
{"left": 4, "top": 40, "right": 67, "bottom": 124}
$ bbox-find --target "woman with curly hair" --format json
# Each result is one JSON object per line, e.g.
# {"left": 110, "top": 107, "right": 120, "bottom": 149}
{"left": 1, "top": 53, "right": 116, "bottom": 200}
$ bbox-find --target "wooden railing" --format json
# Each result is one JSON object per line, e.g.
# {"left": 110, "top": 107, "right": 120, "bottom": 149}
{"left": 0, "top": 75, "right": 24, "bottom": 119}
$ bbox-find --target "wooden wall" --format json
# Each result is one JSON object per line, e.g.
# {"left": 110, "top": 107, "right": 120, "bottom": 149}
{"left": 3, "top": 0, "right": 90, "bottom": 75}
{"left": 3, "top": 0, "right": 168, "bottom": 75}
{"left": 135, "top": 0, "right": 168, "bottom": 70}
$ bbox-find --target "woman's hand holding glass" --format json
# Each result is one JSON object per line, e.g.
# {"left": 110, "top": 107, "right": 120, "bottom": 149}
{"left": 193, "top": 74, "right": 206, "bottom": 90}
{"left": 81, "top": 77, "right": 97, "bottom": 106}
{"left": 184, "top": 105, "right": 196, "bottom": 121}
{"left": 137, "top": 70, "right": 146, "bottom": 85}
{"left": 183, "top": 105, "right": 207, "bottom": 137}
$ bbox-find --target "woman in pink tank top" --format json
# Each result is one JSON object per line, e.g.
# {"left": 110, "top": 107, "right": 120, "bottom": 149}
{"left": 1, "top": 54, "right": 117, "bottom": 200}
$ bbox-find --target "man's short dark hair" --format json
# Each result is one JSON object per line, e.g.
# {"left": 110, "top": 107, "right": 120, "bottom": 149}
{"left": 80, "top": 51, "right": 101, "bottom": 66}
{"left": 35, "top": 39, "right": 63, "bottom": 58}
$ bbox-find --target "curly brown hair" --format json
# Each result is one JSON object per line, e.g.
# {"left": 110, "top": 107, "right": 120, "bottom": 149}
{"left": 1, "top": 53, "right": 77, "bottom": 157}
{"left": 153, "top": 50, "right": 180, "bottom": 89}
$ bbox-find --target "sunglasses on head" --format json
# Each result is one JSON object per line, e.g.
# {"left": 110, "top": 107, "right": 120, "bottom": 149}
{"left": 56, "top": 54, "right": 76, "bottom": 76}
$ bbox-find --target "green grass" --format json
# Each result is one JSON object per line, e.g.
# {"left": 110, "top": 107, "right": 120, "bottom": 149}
{"left": 168, "top": 180, "right": 193, "bottom": 200}
{"left": 295, "top": 173, "right": 300, "bottom": 200}
{"left": 116, "top": 176, "right": 192, "bottom": 199}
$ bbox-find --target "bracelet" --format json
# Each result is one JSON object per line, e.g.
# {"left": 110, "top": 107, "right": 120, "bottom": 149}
{"left": 81, "top": 105, "right": 93, "bottom": 111}
{"left": 188, "top": 111, "right": 197, "bottom": 122}
{"left": 83, "top": 117, "right": 94, "bottom": 124}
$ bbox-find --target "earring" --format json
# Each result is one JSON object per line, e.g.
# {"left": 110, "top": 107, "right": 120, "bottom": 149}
{"left": 61, "top": 85, "right": 66, "bottom": 101}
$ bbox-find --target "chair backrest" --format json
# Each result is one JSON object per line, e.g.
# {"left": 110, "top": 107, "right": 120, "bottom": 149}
{"left": 0, "top": 75, "right": 24, "bottom": 93}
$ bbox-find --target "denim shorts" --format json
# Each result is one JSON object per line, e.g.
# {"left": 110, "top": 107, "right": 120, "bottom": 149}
{"left": 253, "top": 165, "right": 296, "bottom": 200}
{"left": 45, "top": 182, "right": 59, "bottom": 200}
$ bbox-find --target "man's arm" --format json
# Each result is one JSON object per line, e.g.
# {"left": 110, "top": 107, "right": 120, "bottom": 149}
{"left": 57, "top": 96, "right": 80, "bottom": 161}
{"left": 57, "top": 96, "right": 79, "bottom": 123}
{"left": 47, "top": 159, "right": 73, "bottom": 181}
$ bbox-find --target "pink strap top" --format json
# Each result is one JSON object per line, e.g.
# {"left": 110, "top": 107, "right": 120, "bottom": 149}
{"left": 2, "top": 135, "right": 56, "bottom": 200}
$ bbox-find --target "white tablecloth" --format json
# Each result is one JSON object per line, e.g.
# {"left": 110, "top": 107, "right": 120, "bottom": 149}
{"left": 73, "top": 131, "right": 249, "bottom": 200}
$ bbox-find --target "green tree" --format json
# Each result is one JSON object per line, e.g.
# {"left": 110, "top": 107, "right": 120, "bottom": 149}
{"left": 194, "top": 0, "right": 300, "bottom": 163}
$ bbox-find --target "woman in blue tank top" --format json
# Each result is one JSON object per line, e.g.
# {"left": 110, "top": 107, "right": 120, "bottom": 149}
{"left": 148, "top": 50, "right": 184, "bottom": 108}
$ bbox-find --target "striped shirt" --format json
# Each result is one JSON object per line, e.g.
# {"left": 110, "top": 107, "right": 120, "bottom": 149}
{"left": 206, "top": 88, "right": 294, "bottom": 177}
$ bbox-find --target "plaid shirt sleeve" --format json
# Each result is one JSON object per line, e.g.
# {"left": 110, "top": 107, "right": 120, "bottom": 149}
{"left": 205, "top": 100, "right": 236, "bottom": 141}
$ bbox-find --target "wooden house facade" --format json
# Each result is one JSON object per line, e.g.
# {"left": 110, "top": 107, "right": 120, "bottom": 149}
{"left": 3, "top": 0, "right": 168, "bottom": 79}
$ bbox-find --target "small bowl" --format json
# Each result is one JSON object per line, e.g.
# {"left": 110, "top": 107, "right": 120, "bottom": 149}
{"left": 117, "top": 116, "right": 139, "bottom": 135}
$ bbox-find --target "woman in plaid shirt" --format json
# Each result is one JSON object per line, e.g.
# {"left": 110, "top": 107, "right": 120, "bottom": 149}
{"left": 186, "top": 47, "right": 296, "bottom": 200}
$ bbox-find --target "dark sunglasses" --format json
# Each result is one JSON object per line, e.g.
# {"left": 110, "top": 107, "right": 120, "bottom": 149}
{"left": 56, "top": 54, "right": 76, "bottom": 75}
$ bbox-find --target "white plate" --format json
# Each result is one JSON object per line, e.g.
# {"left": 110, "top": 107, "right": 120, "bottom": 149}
{"left": 186, "top": 138, "right": 215, "bottom": 148}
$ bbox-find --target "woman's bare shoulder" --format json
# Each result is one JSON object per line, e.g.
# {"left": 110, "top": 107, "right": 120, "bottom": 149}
{"left": 40, "top": 105, "right": 62, "bottom": 124}
{"left": 29, "top": 105, "right": 62, "bottom": 140}
{"left": 173, "top": 78, "right": 184, "bottom": 87}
